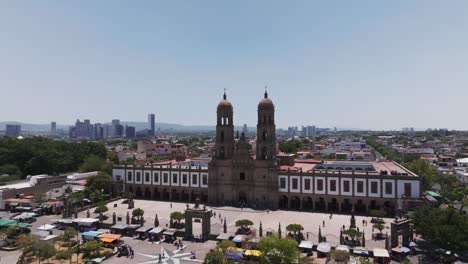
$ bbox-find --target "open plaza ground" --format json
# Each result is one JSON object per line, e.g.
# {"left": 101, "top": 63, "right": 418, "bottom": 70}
{"left": 1, "top": 199, "right": 395, "bottom": 264}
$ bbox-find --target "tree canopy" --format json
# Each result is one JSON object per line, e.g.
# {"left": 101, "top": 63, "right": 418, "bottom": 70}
{"left": 235, "top": 219, "right": 254, "bottom": 228}
{"left": 85, "top": 172, "right": 112, "bottom": 194}
{"left": 0, "top": 137, "right": 107, "bottom": 178}
{"left": 412, "top": 206, "right": 468, "bottom": 254}
{"left": 257, "top": 236, "right": 299, "bottom": 264}
{"left": 170, "top": 211, "right": 185, "bottom": 223}
{"left": 286, "top": 224, "right": 304, "bottom": 234}
{"left": 79, "top": 155, "right": 107, "bottom": 173}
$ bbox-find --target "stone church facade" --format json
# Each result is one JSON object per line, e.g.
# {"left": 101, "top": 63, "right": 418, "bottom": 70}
{"left": 207, "top": 91, "right": 279, "bottom": 208}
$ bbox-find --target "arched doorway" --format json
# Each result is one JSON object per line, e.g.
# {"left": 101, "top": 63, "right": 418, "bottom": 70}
{"left": 239, "top": 191, "right": 247, "bottom": 207}
{"left": 328, "top": 198, "right": 339, "bottom": 212}
{"left": 303, "top": 197, "right": 313, "bottom": 210}
{"left": 279, "top": 195, "right": 288, "bottom": 209}
{"left": 144, "top": 187, "right": 151, "bottom": 199}
{"left": 135, "top": 187, "right": 142, "bottom": 198}
{"left": 153, "top": 188, "right": 160, "bottom": 200}
{"left": 171, "top": 189, "right": 180, "bottom": 201}
{"left": 315, "top": 197, "right": 326, "bottom": 211}
{"left": 290, "top": 196, "right": 300, "bottom": 210}
{"left": 162, "top": 188, "right": 170, "bottom": 200}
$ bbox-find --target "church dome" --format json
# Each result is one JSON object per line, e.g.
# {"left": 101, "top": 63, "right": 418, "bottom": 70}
{"left": 217, "top": 92, "right": 233, "bottom": 111}
{"left": 258, "top": 91, "right": 274, "bottom": 109}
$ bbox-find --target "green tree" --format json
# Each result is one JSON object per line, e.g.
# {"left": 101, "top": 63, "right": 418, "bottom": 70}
{"left": 81, "top": 240, "right": 102, "bottom": 259}
{"left": 94, "top": 203, "right": 108, "bottom": 214}
{"left": 373, "top": 223, "right": 385, "bottom": 235}
{"left": 257, "top": 235, "right": 299, "bottom": 264}
{"left": 218, "top": 240, "right": 235, "bottom": 254}
{"left": 331, "top": 250, "right": 350, "bottom": 263}
{"left": 0, "top": 164, "right": 22, "bottom": 177}
{"left": 170, "top": 211, "right": 185, "bottom": 224}
{"left": 343, "top": 228, "right": 362, "bottom": 242}
{"left": 132, "top": 208, "right": 145, "bottom": 222}
{"left": 79, "top": 155, "right": 106, "bottom": 173}
{"left": 412, "top": 206, "right": 468, "bottom": 255}
{"left": 286, "top": 224, "right": 304, "bottom": 239}
{"left": 36, "top": 243, "right": 56, "bottom": 264}
{"left": 203, "top": 249, "right": 224, "bottom": 264}
{"left": 235, "top": 219, "right": 254, "bottom": 234}
{"left": 85, "top": 172, "right": 112, "bottom": 194}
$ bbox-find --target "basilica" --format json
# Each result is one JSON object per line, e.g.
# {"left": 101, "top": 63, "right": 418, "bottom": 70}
{"left": 112, "top": 91, "right": 422, "bottom": 213}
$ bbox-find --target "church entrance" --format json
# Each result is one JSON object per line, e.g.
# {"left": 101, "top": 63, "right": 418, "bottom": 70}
{"left": 238, "top": 191, "right": 247, "bottom": 207}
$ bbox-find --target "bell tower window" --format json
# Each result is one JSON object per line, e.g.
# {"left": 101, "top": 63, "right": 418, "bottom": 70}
{"left": 220, "top": 131, "right": 224, "bottom": 142}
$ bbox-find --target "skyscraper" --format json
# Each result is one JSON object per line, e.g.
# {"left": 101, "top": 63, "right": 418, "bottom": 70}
{"left": 5, "top": 124, "right": 21, "bottom": 137}
{"left": 50, "top": 122, "right": 57, "bottom": 136}
{"left": 148, "top": 113, "right": 155, "bottom": 137}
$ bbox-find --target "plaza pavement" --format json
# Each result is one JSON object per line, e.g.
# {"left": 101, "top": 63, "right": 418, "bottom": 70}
{"left": 0, "top": 199, "right": 392, "bottom": 264}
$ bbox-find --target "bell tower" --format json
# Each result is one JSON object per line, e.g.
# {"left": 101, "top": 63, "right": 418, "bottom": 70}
{"left": 215, "top": 90, "right": 234, "bottom": 159}
{"left": 256, "top": 88, "right": 276, "bottom": 160}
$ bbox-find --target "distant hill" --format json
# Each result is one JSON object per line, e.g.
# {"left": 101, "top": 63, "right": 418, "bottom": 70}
{"left": 0, "top": 121, "right": 255, "bottom": 132}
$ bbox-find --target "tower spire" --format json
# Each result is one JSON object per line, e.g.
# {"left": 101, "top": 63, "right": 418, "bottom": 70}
{"left": 264, "top": 85, "right": 268, "bottom": 98}
{"left": 223, "top": 88, "right": 227, "bottom": 100}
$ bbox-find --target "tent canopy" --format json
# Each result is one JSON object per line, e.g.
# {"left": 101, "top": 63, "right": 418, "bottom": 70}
{"left": 245, "top": 250, "right": 263, "bottom": 257}
{"left": 299, "top": 241, "right": 313, "bottom": 249}
{"left": 37, "top": 224, "right": 56, "bottom": 231}
{"left": 232, "top": 235, "right": 247, "bottom": 243}
{"left": 149, "top": 227, "right": 164, "bottom": 234}
{"left": 336, "top": 245, "right": 350, "bottom": 252}
{"left": 373, "top": 248, "right": 390, "bottom": 258}
{"left": 136, "top": 226, "right": 153, "bottom": 233}
{"left": 226, "top": 250, "right": 243, "bottom": 260}
{"left": 317, "top": 243, "right": 331, "bottom": 253}
{"left": 82, "top": 231, "right": 102, "bottom": 238}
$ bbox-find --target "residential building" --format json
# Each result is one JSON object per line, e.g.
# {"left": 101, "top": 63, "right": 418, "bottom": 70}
{"left": 6, "top": 124, "right": 21, "bottom": 137}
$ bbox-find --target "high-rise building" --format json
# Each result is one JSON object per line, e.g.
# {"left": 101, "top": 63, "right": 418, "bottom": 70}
{"left": 5, "top": 124, "right": 21, "bottom": 137}
{"left": 72, "top": 119, "right": 93, "bottom": 139}
{"left": 148, "top": 113, "right": 155, "bottom": 137}
{"left": 125, "top": 125, "right": 136, "bottom": 138}
{"left": 94, "top": 123, "right": 103, "bottom": 139}
{"left": 50, "top": 122, "right": 57, "bottom": 136}
{"left": 242, "top": 124, "right": 248, "bottom": 134}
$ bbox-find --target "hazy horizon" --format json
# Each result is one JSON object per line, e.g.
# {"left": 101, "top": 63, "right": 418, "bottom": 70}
{"left": 1, "top": 1, "right": 468, "bottom": 130}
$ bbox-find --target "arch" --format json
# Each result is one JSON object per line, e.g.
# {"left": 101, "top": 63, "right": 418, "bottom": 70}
{"left": 315, "top": 197, "right": 326, "bottom": 211}
{"left": 162, "top": 188, "right": 170, "bottom": 200}
{"left": 279, "top": 195, "right": 288, "bottom": 209}
{"left": 144, "top": 187, "right": 151, "bottom": 199}
{"left": 329, "top": 198, "right": 339, "bottom": 212}
{"left": 262, "top": 130, "right": 267, "bottom": 141}
{"left": 220, "top": 131, "right": 225, "bottom": 142}
{"left": 153, "top": 187, "right": 160, "bottom": 200}
{"left": 268, "top": 115, "right": 272, "bottom": 125}
{"left": 135, "top": 187, "right": 142, "bottom": 198}
{"left": 303, "top": 197, "right": 313, "bottom": 210}
{"left": 220, "top": 147, "right": 225, "bottom": 159}
{"left": 171, "top": 189, "right": 180, "bottom": 201}
{"left": 290, "top": 196, "right": 300, "bottom": 210}
{"left": 262, "top": 146, "right": 268, "bottom": 159}
{"left": 181, "top": 190, "right": 189, "bottom": 202}
{"left": 341, "top": 198, "right": 352, "bottom": 212}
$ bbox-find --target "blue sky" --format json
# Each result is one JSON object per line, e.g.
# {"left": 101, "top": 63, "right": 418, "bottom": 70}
{"left": 1, "top": 1, "right": 467, "bottom": 130}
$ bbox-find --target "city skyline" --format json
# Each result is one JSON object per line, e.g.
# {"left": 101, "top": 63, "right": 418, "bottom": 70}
{"left": 1, "top": 2, "right": 468, "bottom": 130}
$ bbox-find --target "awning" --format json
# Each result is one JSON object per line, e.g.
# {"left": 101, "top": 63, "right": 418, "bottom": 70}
{"left": 111, "top": 224, "right": 128, "bottom": 230}
{"left": 317, "top": 242, "right": 331, "bottom": 253}
{"left": 149, "top": 227, "right": 164, "bottom": 234}
{"left": 245, "top": 250, "right": 263, "bottom": 257}
{"left": 163, "top": 230, "right": 176, "bottom": 236}
{"left": 37, "top": 224, "right": 56, "bottom": 231}
{"left": 232, "top": 235, "right": 247, "bottom": 243}
{"left": 0, "top": 219, "right": 17, "bottom": 227}
{"left": 126, "top": 224, "right": 140, "bottom": 230}
{"left": 226, "top": 250, "right": 243, "bottom": 260}
{"left": 82, "top": 231, "right": 102, "bottom": 238}
{"left": 98, "top": 233, "right": 122, "bottom": 243}
{"left": 216, "top": 233, "right": 231, "bottom": 240}
{"left": 17, "top": 223, "right": 32, "bottom": 228}
{"left": 373, "top": 248, "right": 390, "bottom": 258}
{"left": 336, "top": 245, "right": 350, "bottom": 252}
{"left": 353, "top": 247, "right": 369, "bottom": 255}
{"left": 9, "top": 202, "right": 19, "bottom": 206}
{"left": 427, "top": 191, "right": 441, "bottom": 197}
{"left": 136, "top": 226, "right": 153, "bottom": 233}
{"left": 299, "top": 240, "right": 313, "bottom": 249}
{"left": 100, "top": 237, "right": 116, "bottom": 243}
